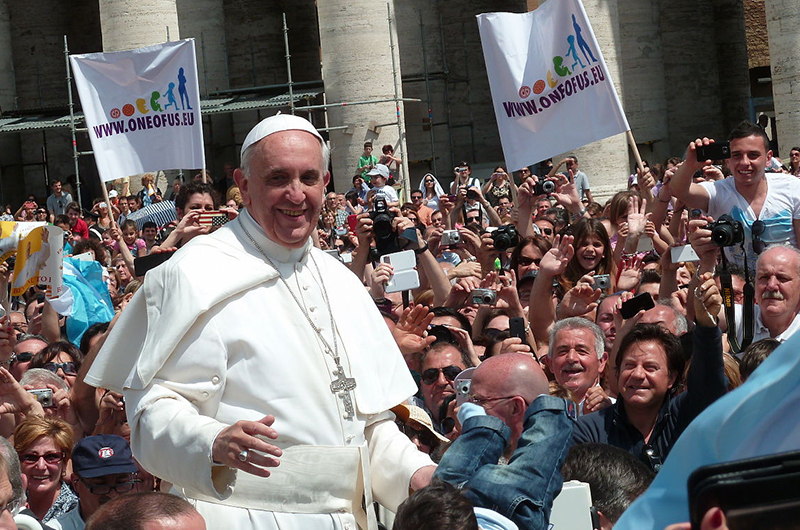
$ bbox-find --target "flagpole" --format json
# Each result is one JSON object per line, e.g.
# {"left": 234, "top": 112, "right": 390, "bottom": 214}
{"left": 626, "top": 130, "right": 646, "bottom": 175}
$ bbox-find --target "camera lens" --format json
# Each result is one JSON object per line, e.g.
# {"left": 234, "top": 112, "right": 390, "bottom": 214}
{"left": 482, "top": 294, "right": 493, "bottom": 304}
{"left": 711, "top": 225, "right": 734, "bottom": 246}
{"left": 466, "top": 189, "right": 479, "bottom": 201}
{"left": 543, "top": 180, "right": 556, "bottom": 193}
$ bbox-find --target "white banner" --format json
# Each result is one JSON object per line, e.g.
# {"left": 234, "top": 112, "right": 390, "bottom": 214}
{"left": 477, "top": 1, "right": 629, "bottom": 171}
{"left": 70, "top": 39, "right": 205, "bottom": 182}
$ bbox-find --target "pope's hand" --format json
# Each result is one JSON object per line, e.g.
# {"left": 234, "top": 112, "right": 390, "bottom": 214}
{"left": 212, "top": 415, "right": 283, "bottom": 477}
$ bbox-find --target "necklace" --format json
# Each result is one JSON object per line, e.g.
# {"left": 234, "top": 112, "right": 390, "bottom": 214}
{"left": 239, "top": 221, "right": 357, "bottom": 420}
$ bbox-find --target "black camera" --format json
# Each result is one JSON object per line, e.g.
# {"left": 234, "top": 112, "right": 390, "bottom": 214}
{"left": 370, "top": 197, "right": 398, "bottom": 256}
{"left": 534, "top": 179, "right": 556, "bottom": 195}
{"left": 491, "top": 224, "right": 520, "bottom": 252}
{"left": 707, "top": 214, "right": 744, "bottom": 247}
{"left": 466, "top": 188, "right": 479, "bottom": 201}
{"left": 428, "top": 324, "right": 457, "bottom": 345}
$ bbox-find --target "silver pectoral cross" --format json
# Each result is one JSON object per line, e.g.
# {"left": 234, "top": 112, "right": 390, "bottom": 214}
{"left": 330, "top": 364, "right": 357, "bottom": 420}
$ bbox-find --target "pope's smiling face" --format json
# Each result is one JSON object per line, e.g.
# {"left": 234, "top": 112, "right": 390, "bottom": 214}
{"left": 235, "top": 130, "right": 330, "bottom": 248}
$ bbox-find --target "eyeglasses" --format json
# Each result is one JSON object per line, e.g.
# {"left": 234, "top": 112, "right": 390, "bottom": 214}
{"left": 541, "top": 228, "right": 553, "bottom": 235}
{"left": 0, "top": 497, "right": 20, "bottom": 516}
{"left": 10, "top": 351, "right": 35, "bottom": 364}
{"left": 519, "top": 168, "right": 531, "bottom": 173}
{"left": 42, "top": 361, "right": 78, "bottom": 376}
{"left": 411, "top": 195, "right": 423, "bottom": 200}
{"left": 79, "top": 479, "right": 141, "bottom": 495}
{"left": 424, "top": 179, "right": 434, "bottom": 183}
{"left": 468, "top": 395, "right": 517, "bottom": 407}
{"left": 752, "top": 220, "right": 766, "bottom": 255}
{"left": 421, "top": 365, "right": 462, "bottom": 385}
{"left": 20, "top": 452, "right": 64, "bottom": 465}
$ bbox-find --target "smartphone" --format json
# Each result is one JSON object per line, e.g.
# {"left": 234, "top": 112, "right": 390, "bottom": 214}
{"left": 696, "top": 141, "right": 731, "bottom": 161}
{"left": 445, "top": 194, "right": 457, "bottom": 202}
{"left": 385, "top": 269, "right": 420, "bottom": 293}
{"left": 346, "top": 214, "right": 358, "bottom": 233}
{"left": 509, "top": 317, "right": 526, "bottom": 341}
{"left": 636, "top": 237, "right": 655, "bottom": 253}
{"left": 133, "top": 251, "right": 175, "bottom": 276}
{"left": 671, "top": 245, "right": 700, "bottom": 263}
{"left": 197, "top": 211, "right": 229, "bottom": 228}
{"left": 620, "top": 292, "right": 655, "bottom": 320}
{"left": 381, "top": 249, "right": 416, "bottom": 271}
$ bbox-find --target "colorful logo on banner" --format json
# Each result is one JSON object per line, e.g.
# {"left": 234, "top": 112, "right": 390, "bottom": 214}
{"left": 11, "top": 225, "right": 64, "bottom": 298}
{"left": 93, "top": 67, "right": 195, "bottom": 139}
{"left": 504, "top": 13, "right": 606, "bottom": 118}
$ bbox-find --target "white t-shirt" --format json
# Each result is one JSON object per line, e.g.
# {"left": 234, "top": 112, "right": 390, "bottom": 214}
{"left": 373, "top": 184, "right": 399, "bottom": 204}
{"left": 700, "top": 174, "right": 800, "bottom": 271}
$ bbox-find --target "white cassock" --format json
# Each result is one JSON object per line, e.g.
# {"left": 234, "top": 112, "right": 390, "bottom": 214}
{"left": 86, "top": 210, "right": 433, "bottom": 530}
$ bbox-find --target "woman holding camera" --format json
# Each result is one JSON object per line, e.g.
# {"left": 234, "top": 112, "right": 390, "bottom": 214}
{"left": 14, "top": 416, "right": 77, "bottom": 523}
{"left": 482, "top": 166, "right": 513, "bottom": 207}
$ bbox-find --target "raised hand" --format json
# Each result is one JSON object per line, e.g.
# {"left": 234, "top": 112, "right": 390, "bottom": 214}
{"left": 539, "top": 234, "right": 574, "bottom": 277}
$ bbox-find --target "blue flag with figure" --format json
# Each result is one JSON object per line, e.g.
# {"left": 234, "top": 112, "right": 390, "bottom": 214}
{"left": 615, "top": 330, "right": 800, "bottom": 529}
{"left": 50, "top": 257, "right": 115, "bottom": 347}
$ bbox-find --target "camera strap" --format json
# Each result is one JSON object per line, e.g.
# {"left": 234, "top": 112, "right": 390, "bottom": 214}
{"left": 720, "top": 251, "right": 754, "bottom": 354}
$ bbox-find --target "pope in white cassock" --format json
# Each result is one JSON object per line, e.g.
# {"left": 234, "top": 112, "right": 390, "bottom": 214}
{"left": 85, "top": 114, "right": 436, "bottom": 529}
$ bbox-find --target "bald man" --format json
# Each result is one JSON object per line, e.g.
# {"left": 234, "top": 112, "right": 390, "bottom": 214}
{"left": 434, "top": 354, "right": 577, "bottom": 530}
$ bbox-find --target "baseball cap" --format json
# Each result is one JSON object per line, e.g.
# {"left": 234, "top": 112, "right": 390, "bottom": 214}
{"left": 108, "top": 190, "right": 119, "bottom": 198}
{"left": 72, "top": 435, "right": 138, "bottom": 478}
{"left": 367, "top": 164, "right": 390, "bottom": 180}
{"left": 241, "top": 113, "right": 323, "bottom": 158}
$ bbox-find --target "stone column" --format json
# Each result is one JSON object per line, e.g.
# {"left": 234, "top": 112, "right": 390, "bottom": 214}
{"left": 99, "top": 0, "right": 180, "bottom": 193}
{"left": 99, "top": 0, "right": 180, "bottom": 53}
{"left": 317, "top": 0, "right": 408, "bottom": 193}
{"left": 765, "top": 0, "right": 800, "bottom": 154}
{"left": 617, "top": 0, "right": 669, "bottom": 167}
{"left": 712, "top": 0, "right": 751, "bottom": 135}
{"left": 176, "top": 0, "right": 226, "bottom": 95}
{"left": 0, "top": 0, "right": 21, "bottom": 205}
{"left": 543, "top": 0, "right": 630, "bottom": 200}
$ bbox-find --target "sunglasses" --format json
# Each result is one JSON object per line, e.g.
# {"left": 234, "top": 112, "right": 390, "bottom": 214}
{"left": 643, "top": 444, "right": 663, "bottom": 473}
{"left": 752, "top": 220, "right": 766, "bottom": 255}
{"left": 541, "top": 228, "right": 553, "bottom": 235}
{"left": 10, "top": 351, "right": 35, "bottom": 364}
{"left": 21, "top": 452, "right": 64, "bottom": 465}
{"left": 421, "top": 365, "right": 462, "bottom": 385}
{"left": 517, "top": 257, "right": 541, "bottom": 267}
{"left": 42, "top": 361, "right": 78, "bottom": 376}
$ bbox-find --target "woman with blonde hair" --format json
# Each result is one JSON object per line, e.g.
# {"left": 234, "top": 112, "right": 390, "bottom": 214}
{"left": 14, "top": 416, "right": 77, "bottom": 523}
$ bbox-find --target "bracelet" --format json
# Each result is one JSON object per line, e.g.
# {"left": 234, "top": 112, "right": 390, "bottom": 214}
{"left": 414, "top": 244, "right": 429, "bottom": 255}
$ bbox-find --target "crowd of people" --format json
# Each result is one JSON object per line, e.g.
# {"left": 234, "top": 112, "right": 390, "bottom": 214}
{"left": 0, "top": 115, "right": 795, "bottom": 529}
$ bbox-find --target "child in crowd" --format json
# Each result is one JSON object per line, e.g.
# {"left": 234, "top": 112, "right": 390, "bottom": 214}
{"left": 357, "top": 141, "right": 379, "bottom": 183}
{"left": 114, "top": 220, "right": 147, "bottom": 258}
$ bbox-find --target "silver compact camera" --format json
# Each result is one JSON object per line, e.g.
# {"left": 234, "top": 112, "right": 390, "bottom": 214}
{"left": 28, "top": 388, "right": 54, "bottom": 408}
{"left": 470, "top": 288, "right": 497, "bottom": 306}
{"left": 441, "top": 230, "right": 461, "bottom": 247}
{"left": 594, "top": 274, "right": 611, "bottom": 290}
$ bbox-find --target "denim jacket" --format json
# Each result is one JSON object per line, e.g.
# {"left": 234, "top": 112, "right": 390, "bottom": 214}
{"left": 435, "top": 395, "right": 577, "bottom": 530}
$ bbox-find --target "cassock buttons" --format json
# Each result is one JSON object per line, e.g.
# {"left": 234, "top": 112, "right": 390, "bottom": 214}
{"left": 302, "top": 284, "right": 309, "bottom": 291}
{"left": 211, "top": 376, "right": 220, "bottom": 384}
{"left": 310, "top": 306, "right": 316, "bottom": 312}
{"left": 345, "top": 435, "right": 354, "bottom": 444}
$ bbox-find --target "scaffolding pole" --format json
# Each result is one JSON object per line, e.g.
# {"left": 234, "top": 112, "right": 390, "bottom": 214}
{"left": 387, "top": 2, "right": 410, "bottom": 201}
{"left": 64, "top": 35, "right": 83, "bottom": 211}
{"left": 282, "top": 13, "right": 295, "bottom": 115}
{"left": 440, "top": 14, "right": 455, "bottom": 171}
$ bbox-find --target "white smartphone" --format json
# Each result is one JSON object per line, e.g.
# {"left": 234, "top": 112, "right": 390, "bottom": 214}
{"left": 671, "top": 244, "right": 700, "bottom": 263}
{"left": 381, "top": 249, "right": 416, "bottom": 271}
{"left": 385, "top": 269, "right": 420, "bottom": 293}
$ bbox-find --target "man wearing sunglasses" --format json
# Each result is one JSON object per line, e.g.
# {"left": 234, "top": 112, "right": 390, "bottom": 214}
{"left": 9, "top": 334, "right": 48, "bottom": 382}
{"left": 51, "top": 435, "right": 139, "bottom": 530}
{"left": 418, "top": 342, "right": 473, "bottom": 434}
